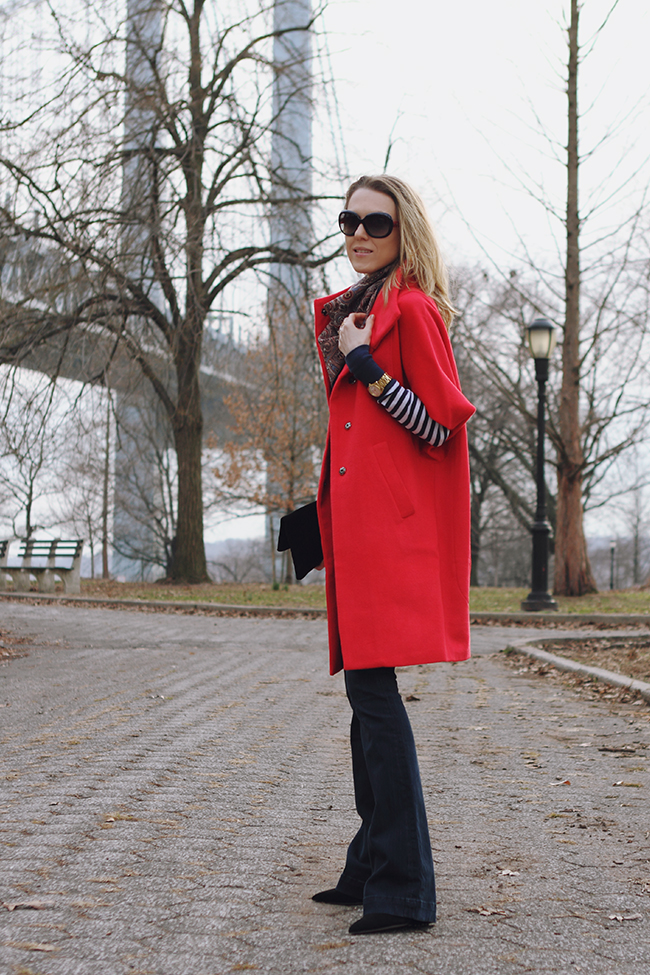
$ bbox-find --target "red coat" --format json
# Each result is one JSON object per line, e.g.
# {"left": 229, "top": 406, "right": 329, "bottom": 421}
{"left": 315, "top": 281, "right": 475, "bottom": 675}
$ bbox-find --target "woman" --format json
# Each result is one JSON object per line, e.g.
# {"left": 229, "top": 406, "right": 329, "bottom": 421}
{"left": 312, "top": 175, "right": 475, "bottom": 935}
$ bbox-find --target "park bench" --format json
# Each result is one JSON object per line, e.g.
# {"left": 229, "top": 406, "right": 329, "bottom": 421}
{"left": 0, "top": 538, "right": 84, "bottom": 594}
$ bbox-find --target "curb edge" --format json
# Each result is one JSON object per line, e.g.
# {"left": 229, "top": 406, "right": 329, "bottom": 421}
{"left": 508, "top": 643, "right": 650, "bottom": 704}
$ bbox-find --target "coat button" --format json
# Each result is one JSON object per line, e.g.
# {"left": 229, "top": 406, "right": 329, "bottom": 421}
{"left": 348, "top": 375, "right": 356, "bottom": 384}
{"left": 344, "top": 422, "right": 351, "bottom": 429}
{"left": 339, "top": 467, "right": 346, "bottom": 475}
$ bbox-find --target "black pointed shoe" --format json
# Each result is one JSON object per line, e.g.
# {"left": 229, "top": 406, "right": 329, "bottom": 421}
{"left": 311, "top": 888, "right": 363, "bottom": 906}
{"left": 349, "top": 912, "right": 430, "bottom": 935}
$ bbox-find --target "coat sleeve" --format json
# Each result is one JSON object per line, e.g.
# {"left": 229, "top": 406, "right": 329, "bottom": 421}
{"left": 393, "top": 290, "right": 475, "bottom": 455}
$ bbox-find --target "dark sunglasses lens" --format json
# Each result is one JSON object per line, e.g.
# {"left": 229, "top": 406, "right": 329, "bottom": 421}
{"left": 338, "top": 210, "right": 394, "bottom": 238}
{"left": 363, "top": 212, "right": 394, "bottom": 238}
{"left": 338, "top": 211, "right": 360, "bottom": 236}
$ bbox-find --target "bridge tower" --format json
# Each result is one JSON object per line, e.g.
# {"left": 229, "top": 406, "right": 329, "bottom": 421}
{"left": 111, "top": 0, "right": 167, "bottom": 580}
{"left": 267, "top": 0, "right": 315, "bottom": 581}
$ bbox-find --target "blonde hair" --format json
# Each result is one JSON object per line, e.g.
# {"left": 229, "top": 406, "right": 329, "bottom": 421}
{"left": 345, "top": 175, "right": 455, "bottom": 327}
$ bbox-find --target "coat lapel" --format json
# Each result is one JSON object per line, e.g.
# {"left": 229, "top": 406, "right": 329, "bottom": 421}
{"left": 368, "top": 277, "right": 401, "bottom": 351}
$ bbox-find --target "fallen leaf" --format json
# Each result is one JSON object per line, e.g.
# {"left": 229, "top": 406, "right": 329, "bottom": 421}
{"left": 499, "top": 869, "right": 520, "bottom": 877}
{"left": 405, "top": 694, "right": 420, "bottom": 702}
{"left": 550, "top": 780, "right": 571, "bottom": 787}
{"left": 3, "top": 901, "right": 53, "bottom": 912}
{"left": 609, "top": 913, "right": 642, "bottom": 921}
{"left": 467, "top": 907, "right": 509, "bottom": 917}
{"left": 6, "top": 941, "right": 59, "bottom": 952}
{"left": 599, "top": 746, "right": 637, "bottom": 754}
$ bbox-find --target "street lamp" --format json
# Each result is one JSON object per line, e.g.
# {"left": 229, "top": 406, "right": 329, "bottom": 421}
{"left": 521, "top": 317, "right": 559, "bottom": 612}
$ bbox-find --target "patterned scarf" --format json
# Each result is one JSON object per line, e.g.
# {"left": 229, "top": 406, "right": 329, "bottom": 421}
{"left": 318, "top": 262, "right": 397, "bottom": 389}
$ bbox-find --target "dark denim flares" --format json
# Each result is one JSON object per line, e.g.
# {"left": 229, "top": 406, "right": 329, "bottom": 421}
{"left": 335, "top": 667, "right": 436, "bottom": 923}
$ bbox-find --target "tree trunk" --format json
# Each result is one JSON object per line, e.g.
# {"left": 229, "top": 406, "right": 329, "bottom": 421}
{"left": 25, "top": 484, "right": 34, "bottom": 538}
{"left": 470, "top": 490, "right": 482, "bottom": 587}
{"left": 102, "top": 397, "right": 111, "bottom": 579}
{"left": 554, "top": 463, "right": 595, "bottom": 594}
{"left": 269, "top": 515, "right": 278, "bottom": 586}
{"left": 553, "top": 0, "right": 597, "bottom": 596}
{"left": 171, "top": 414, "right": 208, "bottom": 582}
{"left": 165, "top": 6, "right": 209, "bottom": 586}
{"left": 170, "top": 355, "right": 208, "bottom": 583}
{"left": 283, "top": 548, "right": 294, "bottom": 586}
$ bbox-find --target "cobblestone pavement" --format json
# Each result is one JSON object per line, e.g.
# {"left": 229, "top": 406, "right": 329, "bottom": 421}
{"left": 1, "top": 602, "right": 650, "bottom": 975}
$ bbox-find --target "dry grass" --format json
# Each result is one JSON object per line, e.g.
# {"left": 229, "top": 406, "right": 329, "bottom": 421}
{"left": 469, "top": 587, "right": 650, "bottom": 615}
{"left": 79, "top": 578, "right": 328, "bottom": 609}
{"left": 4, "top": 579, "right": 650, "bottom": 615}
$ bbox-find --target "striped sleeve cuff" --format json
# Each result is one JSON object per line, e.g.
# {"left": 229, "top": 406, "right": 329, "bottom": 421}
{"left": 378, "top": 381, "right": 450, "bottom": 447}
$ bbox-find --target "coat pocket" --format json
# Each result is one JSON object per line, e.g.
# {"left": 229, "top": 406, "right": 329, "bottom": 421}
{"left": 372, "top": 441, "right": 416, "bottom": 519}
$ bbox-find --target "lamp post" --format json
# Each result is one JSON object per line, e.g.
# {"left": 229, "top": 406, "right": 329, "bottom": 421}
{"left": 521, "top": 318, "right": 559, "bottom": 612}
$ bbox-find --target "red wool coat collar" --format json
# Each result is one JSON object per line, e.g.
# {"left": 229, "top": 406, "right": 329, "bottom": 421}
{"left": 315, "top": 272, "right": 404, "bottom": 399}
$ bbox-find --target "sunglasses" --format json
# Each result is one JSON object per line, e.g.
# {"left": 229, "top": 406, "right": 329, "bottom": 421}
{"left": 338, "top": 210, "right": 397, "bottom": 239}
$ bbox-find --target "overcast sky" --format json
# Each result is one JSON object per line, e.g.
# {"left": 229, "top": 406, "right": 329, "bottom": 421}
{"left": 319, "top": 0, "right": 650, "bottom": 275}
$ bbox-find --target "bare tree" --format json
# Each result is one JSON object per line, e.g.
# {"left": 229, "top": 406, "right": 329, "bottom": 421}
{"left": 53, "top": 386, "right": 113, "bottom": 577}
{"left": 0, "top": 368, "right": 72, "bottom": 537}
{"left": 0, "top": 0, "right": 336, "bottom": 582}
{"left": 554, "top": 0, "right": 594, "bottom": 594}
{"left": 452, "top": 258, "right": 650, "bottom": 589}
{"left": 459, "top": 1, "right": 650, "bottom": 595}
{"left": 453, "top": 268, "right": 547, "bottom": 584}
{"left": 532, "top": 0, "right": 650, "bottom": 594}
{"left": 620, "top": 488, "right": 650, "bottom": 588}
{"left": 0, "top": 368, "right": 115, "bottom": 576}
{"left": 208, "top": 272, "right": 328, "bottom": 584}
{"left": 208, "top": 537, "right": 268, "bottom": 583}
{"left": 110, "top": 383, "right": 178, "bottom": 578}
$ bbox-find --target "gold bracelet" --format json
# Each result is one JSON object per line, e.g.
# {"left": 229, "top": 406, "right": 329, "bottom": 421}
{"left": 367, "top": 373, "right": 392, "bottom": 398}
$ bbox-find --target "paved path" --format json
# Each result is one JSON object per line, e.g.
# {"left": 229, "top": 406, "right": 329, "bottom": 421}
{"left": 1, "top": 603, "right": 650, "bottom": 975}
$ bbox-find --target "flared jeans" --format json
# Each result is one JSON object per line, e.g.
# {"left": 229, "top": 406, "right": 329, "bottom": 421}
{"left": 335, "top": 667, "right": 436, "bottom": 923}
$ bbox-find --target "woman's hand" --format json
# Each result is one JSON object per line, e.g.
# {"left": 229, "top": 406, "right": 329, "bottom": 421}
{"left": 338, "top": 312, "right": 375, "bottom": 356}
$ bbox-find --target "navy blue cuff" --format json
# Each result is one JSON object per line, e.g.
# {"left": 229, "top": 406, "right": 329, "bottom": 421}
{"left": 345, "top": 346, "right": 384, "bottom": 385}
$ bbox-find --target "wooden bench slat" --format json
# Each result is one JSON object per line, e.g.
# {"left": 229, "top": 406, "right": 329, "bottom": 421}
{"left": 17, "top": 539, "right": 83, "bottom": 558}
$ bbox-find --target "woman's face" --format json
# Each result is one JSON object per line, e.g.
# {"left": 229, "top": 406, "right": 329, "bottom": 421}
{"left": 345, "top": 188, "right": 400, "bottom": 275}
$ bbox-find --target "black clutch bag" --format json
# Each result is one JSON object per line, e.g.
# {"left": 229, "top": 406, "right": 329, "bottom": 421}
{"left": 277, "top": 501, "right": 323, "bottom": 580}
